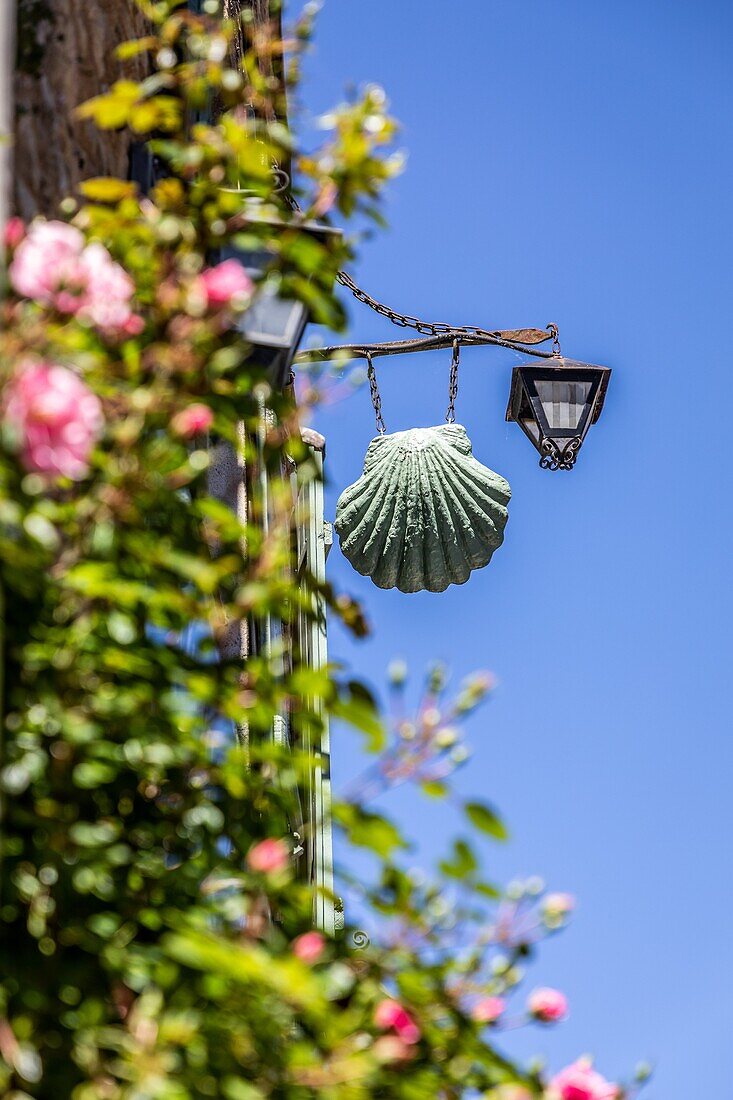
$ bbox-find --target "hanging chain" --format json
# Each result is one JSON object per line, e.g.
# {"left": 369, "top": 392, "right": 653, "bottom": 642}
{"left": 446, "top": 340, "right": 460, "bottom": 424}
{"left": 547, "top": 322, "right": 562, "bottom": 356}
{"left": 277, "top": 181, "right": 559, "bottom": 352}
{"left": 337, "top": 269, "right": 531, "bottom": 345}
{"left": 366, "top": 352, "right": 387, "bottom": 435}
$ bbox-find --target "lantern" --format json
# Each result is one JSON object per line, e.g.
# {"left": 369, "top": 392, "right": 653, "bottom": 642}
{"left": 219, "top": 209, "right": 342, "bottom": 391}
{"left": 505, "top": 357, "right": 611, "bottom": 470}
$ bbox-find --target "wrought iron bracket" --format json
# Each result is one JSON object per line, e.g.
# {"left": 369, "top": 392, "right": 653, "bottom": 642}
{"left": 295, "top": 330, "right": 556, "bottom": 365}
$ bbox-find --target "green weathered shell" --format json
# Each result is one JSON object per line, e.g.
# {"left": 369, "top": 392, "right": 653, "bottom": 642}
{"left": 334, "top": 424, "right": 511, "bottom": 593}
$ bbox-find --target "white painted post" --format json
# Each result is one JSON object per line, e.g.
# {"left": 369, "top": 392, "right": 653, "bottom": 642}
{"left": 294, "top": 442, "right": 336, "bottom": 934}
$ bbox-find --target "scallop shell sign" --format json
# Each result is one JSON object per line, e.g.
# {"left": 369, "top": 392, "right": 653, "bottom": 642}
{"left": 334, "top": 424, "right": 510, "bottom": 593}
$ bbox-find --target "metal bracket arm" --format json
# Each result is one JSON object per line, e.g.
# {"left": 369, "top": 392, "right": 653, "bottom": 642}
{"left": 295, "top": 330, "right": 556, "bottom": 365}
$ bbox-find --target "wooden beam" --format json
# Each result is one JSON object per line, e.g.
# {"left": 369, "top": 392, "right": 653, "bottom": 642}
{"left": 13, "top": 0, "right": 151, "bottom": 218}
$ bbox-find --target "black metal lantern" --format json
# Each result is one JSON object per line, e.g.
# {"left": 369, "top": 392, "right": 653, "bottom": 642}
{"left": 220, "top": 211, "right": 342, "bottom": 391}
{"left": 128, "top": 149, "right": 340, "bottom": 391}
{"left": 505, "top": 356, "right": 611, "bottom": 470}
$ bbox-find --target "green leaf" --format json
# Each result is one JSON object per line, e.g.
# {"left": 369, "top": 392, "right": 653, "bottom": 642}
{"left": 420, "top": 779, "right": 447, "bottom": 799}
{"left": 332, "top": 684, "right": 384, "bottom": 752}
{"left": 475, "top": 880, "right": 502, "bottom": 900}
{"left": 439, "top": 838, "right": 478, "bottom": 880}
{"left": 222, "top": 1080, "right": 267, "bottom": 1100}
{"left": 79, "top": 177, "right": 137, "bottom": 203}
{"left": 464, "top": 800, "right": 509, "bottom": 841}
{"left": 163, "top": 929, "right": 320, "bottom": 1009}
{"left": 76, "top": 81, "right": 141, "bottom": 128}
{"left": 115, "top": 36, "right": 158, "bottom": 60}
{"left": 333, "top": 803, "right": 406, "bottom": 858}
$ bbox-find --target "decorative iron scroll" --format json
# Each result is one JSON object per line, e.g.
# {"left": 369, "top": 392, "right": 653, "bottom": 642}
{"left": 539, "top": 437, "right": 583, "bottom": 471}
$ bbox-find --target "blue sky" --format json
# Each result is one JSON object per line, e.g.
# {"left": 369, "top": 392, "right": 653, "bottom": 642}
{"left": 299, "top": 2, "right": 733, "bottom": 1096}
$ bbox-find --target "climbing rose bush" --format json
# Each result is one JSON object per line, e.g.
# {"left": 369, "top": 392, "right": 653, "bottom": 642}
{"left": 197, "top": 257, "right": 254, "bottom": 309}
{"left": 528, "top": 987, "right": 569, "bottom": 1023}
{"left": 171, "top": 402, "right": 215, "bottom": 438}
{"left": 473, "top": 996, "right": 507, "bottom": 1024}
{"left": 0, "top": 3, "right": 648, "bottom": 1098}
{"left": 291, "top": 931, "right": 326, "bottom": 964}
{"left": 2, "top": 360, "right": 103, "bottom": 478}
{"left": 246, "top": 837, "right": 291, "bottom": 875}
{"left": 9, "top": 219, "right": 138, "bottom": 334}
{"left": 9, "top": 220, "right": 88, "bottom": 306}
{"left": 548, "top": 1059, "right": 621, "bottom": 1100}
{"left": 374, "top": 999, "right": 422, "bottom": 1045}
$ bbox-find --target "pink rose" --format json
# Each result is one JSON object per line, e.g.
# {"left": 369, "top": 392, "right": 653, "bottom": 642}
{"left": 199, "top": 259, "right": 254, "bottom": 309}
{"left": 9, "top": 220, "right": 88, "bottom": 310}
{"left": 543, "top": 893, "right": 575, "bottom": 919}
{"left": 548, "top": 1059, "right": 619, "bottom": 1100}
{"left": 2, "top": 361, "right": 103, "bottom": 479}
{"left": 171, "top": 403, "right": 214, "bottom": 438}
{"left": 471, "top": 996, "right": 506, "bottom": 1024}
{"left": 246, "top": 838, "right": 289, "bottom": 875}
{"left": 4, "top": 217, "right": 25, "bottom": 251}
{"left": 8, "top": 220, "right": 137, "bottom": 336}
{"left": 77, "top": 242, "right": 136, "bottom": 333}
{"left": 120, "top": 314, "right": 145, "bottom": 338}
{"left": 528, "top": 987, "right": 568, "bottom": 1023}
{"left": 374, "top": 999, "right": 421, "bottom": 1045}
{"left": 292, "top": 931, "right": 325, "bottom": 964}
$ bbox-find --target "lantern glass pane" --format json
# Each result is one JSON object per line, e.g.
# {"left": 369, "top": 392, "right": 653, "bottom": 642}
{"left": 534, "top": 378, "right": 592, "bottom": 432}
{"left": 520, "top": 417, "right": 541, "bottom": 445}
{"left": 239, "top": 285, "right": 307, "bottom": 349}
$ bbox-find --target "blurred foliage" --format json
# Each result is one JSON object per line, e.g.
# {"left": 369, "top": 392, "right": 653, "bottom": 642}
{"left": 0, "top": 2, "right": 639, "bottom": 1098}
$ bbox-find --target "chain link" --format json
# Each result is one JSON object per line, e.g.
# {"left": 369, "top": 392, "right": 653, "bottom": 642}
{"left": 337, "top": 270, "right": 511, "bottom": 344}
{"left": 274, "top": 182, "right": 555, "bottom": 351}
{"left": 277, "top": 185, "right": 556, "bottom": 352}
{"left": 446, "top": 340, "right": 460, "bottom": 423}
{"left": 366, "top": 352, "right": 387, "bottom": 435}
